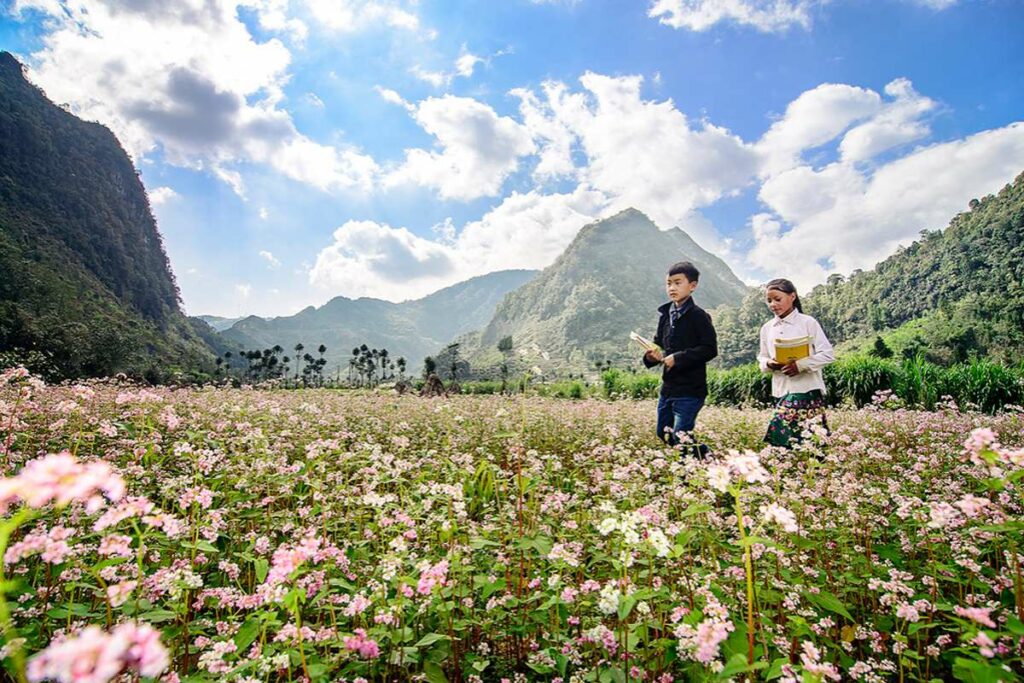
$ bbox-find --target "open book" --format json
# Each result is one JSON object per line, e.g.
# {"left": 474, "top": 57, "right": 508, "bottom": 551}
{"left": 774, "top": 336, "right": 811, "bottom": 364}
{"left": 630, "top": 331, "right": 662, "bottom": 353}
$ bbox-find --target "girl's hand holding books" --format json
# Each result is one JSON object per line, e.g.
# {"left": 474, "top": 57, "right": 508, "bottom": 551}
{"left": 644, "top": 348, "right": 664, "bottom": 364}
{"left": 767, "top": 360, "right": 800, "bottom": 375}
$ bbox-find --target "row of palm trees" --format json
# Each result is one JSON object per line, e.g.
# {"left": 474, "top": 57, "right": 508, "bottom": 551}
{"left": 212, "top": 343, "right": 407, "bottom": 388}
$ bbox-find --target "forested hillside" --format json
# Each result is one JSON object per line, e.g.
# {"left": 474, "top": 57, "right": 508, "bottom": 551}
{"left": 0, "top": 52, "right": 214, "bottom": 379}
{"left": 715, "top": 171, "right": 1024, "bottom": 366}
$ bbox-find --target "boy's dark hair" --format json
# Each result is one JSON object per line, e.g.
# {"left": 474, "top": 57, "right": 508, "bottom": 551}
{"left": 668, "top": 261, "right": 700, "bottom": 282}
{"left": 765, "top": 278, "right": 803, "bottom": 313}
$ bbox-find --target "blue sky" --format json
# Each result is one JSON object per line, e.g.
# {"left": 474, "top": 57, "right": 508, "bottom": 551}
{"left": 2, "top": 0, "right": 1023, "bottom": 317}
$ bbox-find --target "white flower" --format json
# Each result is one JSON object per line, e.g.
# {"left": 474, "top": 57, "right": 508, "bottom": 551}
{"left": 707, "top": 465, "right": 731, "bottom": 493}
{"left": 597, "top": 518, "right": 617, "bottom": 536}
{"left": 647, "top": 528, "right": 671, "bottom": 557}
{"left": 761, "top": 503, "right": 799, "bottom": 533}
{"left": 597, "top": 582, "right": 621, "bottom": 615}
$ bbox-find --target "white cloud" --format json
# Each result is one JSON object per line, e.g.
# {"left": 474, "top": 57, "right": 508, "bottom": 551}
{"left": 913, "top": 0, "right": 957, "bottom": 8}
{"left": 17, "top": 0, "right": 377, "bottom": 196}
{"left": 386, "top": 95, "right": 536, "bottom": 200}
{"left": 410, "top": 65, "right": 451, "bottom": 88}
{"left": 235, "top": 283, "right": 252, "bottom": 298}
{"left": 514, "top": 72, "right": 758, "bottom": 251}
{"left": 455, "top": 49, "right": 484, "bottom": 78}
{"left": 309, "top": 185, "right": 610, "bottom": 300}
{"left": 839, "top": 78, "right": 936, "bottom": 163}
{"left": 376, "top": 86, "right": 413, "bottom": 110}
{"left": 309, "top": 219, "right": 457, "bottom": 298}
{"left": 306, "top": 92, "right": 325, "bottom": 108}
{"left": 259, "top": 206, "right": 269, "bottom": 220}
{"left": 302, "top": 0, "right": 420, "bottom": 33}
{"left": 148, "top": 186, "right": 179, "bottom": 205}
{"left": 259, "top": 250, "right": 281, "bottom": 269}
{"left": 748, "top": 123, "right": 1024, "bottom": 290}
{"left": 757, "top": 83, "right": 881, "bottom": 176}
{"left": 648, "top": 0, "right": 816, "bottom": 33}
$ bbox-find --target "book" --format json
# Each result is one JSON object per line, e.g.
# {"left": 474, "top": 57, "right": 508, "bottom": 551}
{"left": 630, "top": 331, "right": 661, "bottom": 353}
{"left": 774, "top": 336, "right": 811, "bottom": 364}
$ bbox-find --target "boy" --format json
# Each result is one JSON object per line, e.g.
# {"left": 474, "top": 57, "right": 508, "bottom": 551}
{"left": 642, "top": 261, "right": 718, "bottom": 455}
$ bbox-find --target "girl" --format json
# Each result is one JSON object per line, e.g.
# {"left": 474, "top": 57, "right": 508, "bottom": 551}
{"left": 757, "top": 278, "right": 835, "bottom": 448}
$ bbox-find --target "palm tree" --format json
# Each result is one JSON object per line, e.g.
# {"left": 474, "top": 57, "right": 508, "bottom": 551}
{"left": 294, "top": 343, "right": 304, "bottom": 380}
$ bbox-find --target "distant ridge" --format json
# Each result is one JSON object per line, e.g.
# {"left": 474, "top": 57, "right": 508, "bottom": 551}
{"left": 216, "top": 269, "right": 539, "bottom": 371}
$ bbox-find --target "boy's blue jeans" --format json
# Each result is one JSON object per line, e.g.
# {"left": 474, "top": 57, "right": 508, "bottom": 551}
{"left": 656, "top": 395, "right": 705, "bottom": 447}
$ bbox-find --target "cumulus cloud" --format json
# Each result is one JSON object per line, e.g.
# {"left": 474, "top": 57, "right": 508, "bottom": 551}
{"left": 309, "top": 185, "right": 609, "bottom": 300}
{"left": 16, "top": 0, "right": 377, "bottom": 196}
{"left": 513, "top": 72, "right": 758, "bottom": 251}
{"left": 648, "top": 0, "right": 816, "bottom": 33}
{"left": 455, "top": 49, "right": 485, "bottom": 78}
{"left": 386, "top": 95, "right": 536, "bottom": 200}
{"left": 148, "top": 186, "right": 179, "bottom": 206}
{"left": 308, "top": 219, "right": 457, "bottom": 298}
{"left": 302, "top": 0, "right": 420, "bottom": 33}
{"left": 748, "top": 123, "right": 1024, "bottom": 290}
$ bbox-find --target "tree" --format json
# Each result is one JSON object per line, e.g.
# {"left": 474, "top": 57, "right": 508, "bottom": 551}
{"left": 423, "top": 356, "right": 436, "bottom": 378}
{"left": 869, "top": 336, "right": 893, "bottom": 359}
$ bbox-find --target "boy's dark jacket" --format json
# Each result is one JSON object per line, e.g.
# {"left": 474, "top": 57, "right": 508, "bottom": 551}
{"left": 642, "top": 300, "right": 718, "bottom": 398}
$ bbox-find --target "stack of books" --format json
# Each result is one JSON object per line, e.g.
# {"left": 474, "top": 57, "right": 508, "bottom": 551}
{"left": 774, "top": 336, "right": 811, "bottom": 364}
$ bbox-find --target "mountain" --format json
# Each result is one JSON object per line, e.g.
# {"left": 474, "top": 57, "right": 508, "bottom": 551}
{"left": 460, "top": 208, "right": 750, "bottom": 374}
{"left": 714, "top": 170, "right": 1024, "bottom": 366}
{"left": 198, "top": 315, "right": 244, "bottom": 332}
{"left": 0, "top": 52, "right": 214, "bottom": 380}
{"left": 216, "top": 269, "right": 538, "bottom": 373}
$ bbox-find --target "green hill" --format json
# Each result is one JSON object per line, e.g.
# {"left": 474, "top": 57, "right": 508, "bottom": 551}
{"left": 715, "top": 170, "right": 1024, "bottom": 366}
{"left": 0, "top": 52, "right": 215, "bottom": 379}
{"left": 217, "top": 269, "right": 538, "bottom": 373}
{"left": 460, "top": 208, "right": 750, "bottom": 375}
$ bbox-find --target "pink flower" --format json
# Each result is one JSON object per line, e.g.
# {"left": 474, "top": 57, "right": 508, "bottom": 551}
{"left": 343, "top": 629, "right": 381, "bottom": 659}
{"left": 954, "top": 606, "right": 997, "bottom": 628}
{"left": 1, "top": 453, "right": 125, "bottom": 514}
{"left": 27, "top": 622, "right": 168, "bottom": 683}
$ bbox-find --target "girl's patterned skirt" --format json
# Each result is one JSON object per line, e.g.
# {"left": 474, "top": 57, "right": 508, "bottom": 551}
{"left": 764, "top": 389, "right": 828, "bottom": 448}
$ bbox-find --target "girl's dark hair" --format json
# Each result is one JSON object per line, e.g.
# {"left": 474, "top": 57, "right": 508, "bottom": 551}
{"left": 765, "top": 278, "right": 803, "bottom": 313}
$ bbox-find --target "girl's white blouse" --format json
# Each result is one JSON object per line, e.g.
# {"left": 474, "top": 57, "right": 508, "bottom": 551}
{"left": 757, "top": 310, "right": 836, "bottom": 398}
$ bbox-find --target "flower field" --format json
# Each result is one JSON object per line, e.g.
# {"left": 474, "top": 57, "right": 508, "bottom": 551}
{"left": 1, "top": 368, "right": 1023, "bottom": 683}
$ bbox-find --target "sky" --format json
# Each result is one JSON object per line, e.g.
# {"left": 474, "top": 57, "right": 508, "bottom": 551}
{"left": 2, "top": 0, "right": 1023, "bottom": 318}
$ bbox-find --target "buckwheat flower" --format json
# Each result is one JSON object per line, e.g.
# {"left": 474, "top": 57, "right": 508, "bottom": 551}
{"left": 98, "top": 534, "right": 133, "bottom": 558}
{"left": 27, "top": 622, "right": 168, "bottom": 683}
{"left": 927, "top": 502, "right": 959, "bottom": 529}
{"left": 972, "top": 632, "right": 996, "bottom": 658}
{"left": 597, "top": 582, "right": 621, "bottom": 615}
{"left": 647, "top": 528, "right": 671, "bottom": 557}
{"left": 706, "top": 465, "right": 731, "bottom": 493}
{"left": 760, "top": 503, "right": 799, "bottom": 533}
{"left": 954, "top": 606, "right": 997, "bottom": 628}
{"left": 3, "top": 453, "right": 125, "bottom": 513}
{"left": 725, "top": 451, "right": 769, "bottom": 485}
{"left": 954, "top": 495, "right": 990, "bottom": 518}
{"left": 895, "top": 603, "right": 919, "bottom": 622}
{"left": 596, "top": 518, "right": 617, "bottom": 536}
{"left": 106, "top": 580, "right": 137, "bottom": 607}
{"left": 343, "top": 629, "right": 380, "bottom": 659}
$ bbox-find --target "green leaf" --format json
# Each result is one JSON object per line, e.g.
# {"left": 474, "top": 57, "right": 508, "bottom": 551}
{"left": 679, "top": 503, "right": 712, "bottom": 518}
{"left": 618, "top": 594, "right": 638, "bottom": 621}
{"left": 803, "top": 589, "right": 854, "bottom": 621}
{"left": 717, "top": 653, "right": 768, "bottom": 680}
{"left": 414, "top": 633, "right": 451, "bottom": 649}
{"left": 599, "top": 667, "right": 626, "bottom": 683}
{"left": 139, "top": 609, "right": 178, "bottom": 623}
{"left": 423, "top": 662, "right": 448, "bottom": 683}
{"left": 234, "top": 618, "right": 261, "bottom": 651}
{"left": 471, "top": 659, "right": 490, "bottom": 673}
{"left": 469, "top": 537, "right": 500, "bottom": 549}
{"left": 254, "top": 559, "right": 269, "bottom": 584}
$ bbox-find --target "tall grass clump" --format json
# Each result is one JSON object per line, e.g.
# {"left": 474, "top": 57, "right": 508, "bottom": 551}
{"left": 823, "top": 355, "right": 900, "bottom": 407}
